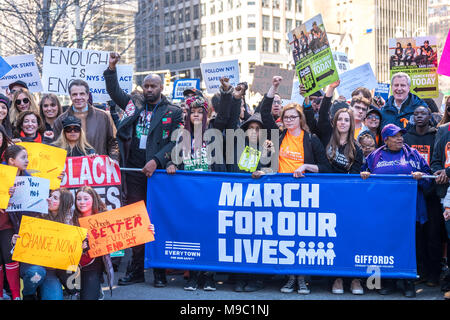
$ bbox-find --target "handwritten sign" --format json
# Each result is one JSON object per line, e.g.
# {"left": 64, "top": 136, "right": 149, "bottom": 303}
{"left": 251, "top": 66, "right": 295, "bottom": 99}
{"left": 17, "top": 142, "right": 67, "bottom": 190}
{"left": 337, "top": 63, "right": 378, "bottom": 99}
{"left": 6, "top": 177, "right": 50, "bottom": 214}
{"left": 172, "top": 79, "right": 200, "bottom": 99}
{"left": 79, "top": 201, "right": 154, "bottom": 258}
{"left": 12, "top": 216, "right": 87, "bottom": 272}
{"left": 85, "top": 64, "right": 133, "bottom": 103}
{"left": 0, "top": 164, "right": 18, "bottom": 209}
{"left": 42, "top": 46, "right": 109, "bottom": 95}
{"left": 0, "top": 55, "right": 43, "bottom": 93}
{"left": 200, "top": 60, "right": 239, "bottom": 94}
{"left": 332, "top": 51, "right": 351, "bottom": 74}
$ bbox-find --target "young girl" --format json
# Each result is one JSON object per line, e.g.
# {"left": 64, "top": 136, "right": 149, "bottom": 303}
{"left": 72, "top": 186, "right": 114, "bottom": 300}
{"left": 0, "top": 145, "right": 31, "bottom": 300}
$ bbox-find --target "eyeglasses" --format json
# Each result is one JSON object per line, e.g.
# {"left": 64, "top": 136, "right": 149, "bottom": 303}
{"left": 366, "top": 114, "right": 380, "bottom": 120}
{"left": 273, "top": 100, "right": 283, "bottom": 105}
{"left": 283, "top": 115, "right": 300, "bottom": 122}
{"left": 15, "top": 98, "right": 30, "bottom": 105}
{"left": 64, "top": 126, "right": 81, "bottom": 133}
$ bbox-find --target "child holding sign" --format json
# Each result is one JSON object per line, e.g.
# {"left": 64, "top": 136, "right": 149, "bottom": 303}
{"left": 73, "top": 186, "right": 114, "bottom": 300}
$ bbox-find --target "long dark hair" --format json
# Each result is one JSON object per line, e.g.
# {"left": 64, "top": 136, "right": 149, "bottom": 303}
{"left": 44, "top": 188, "right": 74, "bottom": 224}
{"left": 327, "top": 108, "right": 357, "bottom": 170}
{"left": 72, "top": 186, "right": 107, "bottom": 226}
{"left": 0, "top": 124, "right": 12, "bottom": 161}
{"left": 184, "top": 96, "right": 209, "bottom": 135}
{"left": 3, "top": 144, "right": 27, "bottom": 175}
{"left": 39, "top": 94, "right": 62, "bottom": 125}
{"left": 0, "top": 99, "right": 13, "bottom": 137}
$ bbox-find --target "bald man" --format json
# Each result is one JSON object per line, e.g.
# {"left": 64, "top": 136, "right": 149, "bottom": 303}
{"left": 104, "top": 52, "right": 182, "bottom": 287}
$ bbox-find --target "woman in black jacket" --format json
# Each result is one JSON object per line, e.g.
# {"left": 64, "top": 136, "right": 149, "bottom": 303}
{"left": 52, "top": 116, "right": 96, "bottom": 157}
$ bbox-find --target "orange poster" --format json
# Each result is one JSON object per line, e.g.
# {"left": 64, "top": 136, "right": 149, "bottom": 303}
{"left": 78, "top": 201, "right": 154, "bottom": 258}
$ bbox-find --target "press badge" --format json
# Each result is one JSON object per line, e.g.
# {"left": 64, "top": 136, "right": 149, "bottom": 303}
{"left": 139, "top": 135, "right": 148, "bottom": 149}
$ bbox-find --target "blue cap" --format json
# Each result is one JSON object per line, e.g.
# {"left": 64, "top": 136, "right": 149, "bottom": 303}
{"left": 381, "top": 124, "right": 406, "bottom": 141}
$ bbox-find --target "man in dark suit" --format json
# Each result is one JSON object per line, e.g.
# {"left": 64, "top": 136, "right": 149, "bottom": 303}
{"left": 104, "top": 52, "right": 183, "bottom": 287}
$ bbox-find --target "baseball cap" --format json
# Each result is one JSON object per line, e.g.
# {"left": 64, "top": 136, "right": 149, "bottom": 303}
{"left": 381, "top": 124, "right": 406, "bottom": 141}
{"left": 183, "top": 88, "right": 204, "bottom": 99}
{"left": 8, "top": 80, "right": 28, "bottom": 91}
{"left": 62, "top": 116, "right": 82, "bottom": 128}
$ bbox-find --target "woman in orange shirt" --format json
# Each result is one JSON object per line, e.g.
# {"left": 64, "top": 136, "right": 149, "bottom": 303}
{"left": 261, "top": 76, "right": 331, "bottom": 295}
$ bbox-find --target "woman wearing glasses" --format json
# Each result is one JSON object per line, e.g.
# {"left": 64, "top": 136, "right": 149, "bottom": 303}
{"left": 53, "top": 116, "right": 96, "bottom": 157}
{"left": 9, "top": 88, "right": 39, "bottom": 127}
{"left": 363, "top": 108, "right": 383, "bottom": 147}
{"left": 261, "top": 76, "right": 331, "bottom": 295}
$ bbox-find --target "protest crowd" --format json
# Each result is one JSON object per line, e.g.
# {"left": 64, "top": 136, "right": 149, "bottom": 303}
{"left": 0, "top": 16, "right": 450, "bottom": 302}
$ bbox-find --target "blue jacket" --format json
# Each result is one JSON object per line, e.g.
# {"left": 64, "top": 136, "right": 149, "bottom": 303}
{"left": 380, "top": 93, "right": 427, "bottom": 130}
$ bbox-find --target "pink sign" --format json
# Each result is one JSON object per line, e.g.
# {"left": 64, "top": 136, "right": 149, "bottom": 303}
{"left": 438, "top": 29, "right": 450, "bottom": 77}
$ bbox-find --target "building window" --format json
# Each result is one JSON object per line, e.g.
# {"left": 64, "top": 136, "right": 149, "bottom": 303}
{"left": 212, "top": 43, "right": 216, "bottom": 57}
{"left": 195, "top": 46, "right": 200, "bottom": 60}
{"left": 236, "top": 16, "right": 241, "bottom": 30}
{"left": 247, "top": 1, "right": 255, "bottom": 4}
{"left": 273, "top": 39, "right": 280, "bottom": 53}
{"left": 262, "top": 15, "right": 270, "bottom": 31}
{"left": 296, "top": 1, "right": 302, "bottom": 12}
{"left": 165, "top": 33, "right": 170, "bottom": 46}
{"left": 164, "top": 12, "right": 170, "bottom": 27}
{"left": 179, "top": 11, "right": 184, "bottom": 23}
{"left": 201, "top": 3, "right": 206, "bottom": 15}
{"left": 248, "top": 22, "right": 256, "bottom": 28}
{"left": 273, "top": 17, "right": 280, "bottom": 32}
{"left": 201, "top": 24, "right": 206, "bottom": 37}
{"left": 219, "top": 42, "right": 224, "bottom": 56}
{"left": 262, "top": 0, "right": 269, "bottom": 8}
{"left": 229, "top": 40, "right": 234, "bottom": 54}
{"left": 172, "top": 51, "right": 177, "bottom": 63}
{"left": 237, "top": 38, "right": 242, "bottom": 53}
{"left": 285, "top": 0, "right": 292, "bottom": 11}
{"left": 262, "top": 37, "right": 270, "bottom": 52}
{"left": 194, "top": 4, "right": 199, "bottom": 19}
{"left": 171, "top": 31, "right": 176, "bottom": 44}
{"left": 249, "top": 62, "right": 255, "bottom": 74}
{"left": 218, "top": 1, "right": 223, "bottom": 12}
{"left": 286, "top": 18, "right": 292, "bottom": 32}
{"left": 164, "top": 0, "right": 169, "bottom": 7}
{"left": 201, "top": 45, "right": 207, "bottom": 58}
{"left": 165, "top": 52, "right": 170, "bottom": 64}
{"left": 179, "top": 31, "right": 184, "bottom": 43}
{"left": 180, "top": 49, "right": 185, "bottom": 62}
{"left": 227, "top": 0, "right": 233, "bottom": 9}
{"left": 185, "top": 8, "right": 191, "bottom": 22}
{"left": 211, "top": 22, "right": 216, "bottom": 35}
{"left": 248, "top": 37, "right": 256, "bottom": 50}
{"left": 218, "top": 20, "right": 223, "bottom": 33}
{"left": 228, "top": 18, "right": 233, "bottom": 32}
{"left": 193, "top": 26, "right": 199, "bottom": 40}
{"left": 186, "top": 47, "right": 191, "bottom": 61}
{"left": 185, "top": 29, "right": 191, "bottom": 42}
{"left": 170, "top": 11, "right": 176, "bottom": 25}
{"left": 296, "top": 20, "right": 302, "bottom": 27}
{"left": 210, "top": 4, "right": 215, "bottom": 14}
{"left": 273, "top": 0, "right": 280, "bottom": 9}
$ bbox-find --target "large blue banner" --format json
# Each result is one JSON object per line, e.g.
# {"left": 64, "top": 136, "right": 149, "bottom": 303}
{"left": 145, "top": 171, "right": 418, "bottom": 279}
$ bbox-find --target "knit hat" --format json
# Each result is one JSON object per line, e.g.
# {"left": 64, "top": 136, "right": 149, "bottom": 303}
{"left": 0, "top": 93, "right": 10, "bottom": 109}
{"left": 240, "top": 113, "right": 263, "bottom": 131}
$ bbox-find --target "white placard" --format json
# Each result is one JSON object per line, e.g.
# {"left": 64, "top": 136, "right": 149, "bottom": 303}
{"left": 42, "top": 46, "right": 110, "bottom": 95}
{"left": 0, "top": 55, "right": 43, "bottom": 93}
{"left": 332, "top": 51, "right": 351, "bottom": 75}
{"left": 337, "top": 63, "right": 378, "bottom": 99}
{"left": 85, "top": 64, "right": 133, "bottom": 103}
{"left": 6, "top": 176, "right": 50, "bottom": 214}
{"left": 200, "top": 60, "right": 239, "bottom": 94}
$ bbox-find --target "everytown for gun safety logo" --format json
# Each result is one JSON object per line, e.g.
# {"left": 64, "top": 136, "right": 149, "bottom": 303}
{"left": 165, "top": 241, "right": 201, "bottom": 261}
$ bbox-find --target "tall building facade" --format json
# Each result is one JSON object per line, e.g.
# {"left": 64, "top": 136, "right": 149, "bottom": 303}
{"left": 135, "top": 0, "right": 302, "bottom": 95}
{"left": 429, "top": 0, "right": 450, "bottom": 95}
{"left": 303, "top": 0, "right": 428, "bottom": 83}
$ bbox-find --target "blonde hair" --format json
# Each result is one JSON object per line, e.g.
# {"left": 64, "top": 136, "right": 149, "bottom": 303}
{"left": 280, "top": 103, "right": 310, "bottom": 132}
{"left": 54, "top": 125, "right": 94, "bottom": 156}
{"left": 10, "top": 88, "right": 39, "bottom": 126}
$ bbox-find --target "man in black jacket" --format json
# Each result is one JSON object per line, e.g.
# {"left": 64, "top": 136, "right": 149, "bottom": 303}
{"left": 104, "top": 52, "right": 183, "bottom": 287}
{"left": 404, "top": 106, "right": 443, "bottom": 286}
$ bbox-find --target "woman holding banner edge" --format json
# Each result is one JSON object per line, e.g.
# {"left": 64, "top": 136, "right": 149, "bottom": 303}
{"left": 261, "top": 76, "right": 331, "bottom": 295}
{"left": 360, "top": 123, "right": 433, "bottom": 298}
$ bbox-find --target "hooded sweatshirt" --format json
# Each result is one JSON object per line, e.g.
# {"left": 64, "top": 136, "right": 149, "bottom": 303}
{"left": 403, "top": 125, "right": 436, "bottom": 167}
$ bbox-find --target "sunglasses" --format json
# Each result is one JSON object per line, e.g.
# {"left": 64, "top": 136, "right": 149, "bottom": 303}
{"left": 15, "top": 98, "right": 30, "bottom": 105}
{"left": 64, "top": 126, "right": 81, "bottom": 133}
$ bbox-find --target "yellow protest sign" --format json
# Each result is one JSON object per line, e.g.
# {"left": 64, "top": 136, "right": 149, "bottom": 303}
{"left": 0, "top": 164, "right": 18, "bottom": 209}
{"left": 18, "top": 142, "right": 67, "bottom": 190}
{"left": 12, "top": 215, "right": 87, "bottom": 272}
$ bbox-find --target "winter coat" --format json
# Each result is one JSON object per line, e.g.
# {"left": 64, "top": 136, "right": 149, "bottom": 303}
{"left": 380, "top": 93, "right": 427, "bottom": 130}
